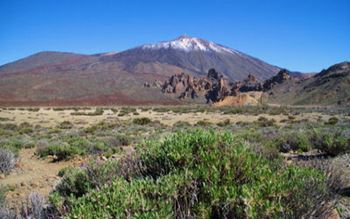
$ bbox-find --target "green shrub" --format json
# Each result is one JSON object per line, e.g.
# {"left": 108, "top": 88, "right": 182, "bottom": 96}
{"left": 173, "top": 121, "right": 191, "bottom": 128}
{"left": 114, "top": 134, "right": 131, "bottom": 146}
{"left": 0, "top": 186, "right": 8, "bottom": 205}
{"left": 55, "top": 168, "right": 91, "bottom": 198}
{"left": 195, "top": 120, "right": 212, "bottom": 126}
{"left": 58, "top": 121, "right": 73, "bottom": 129}
{"left": 48, "top": 191, "right": 64, "bottom": 212}
{"left": 133, "top": 117, "right": 151, "bottom": 125}
{"left": 18, "top": 122, "right": 33, "bottom": 134}
{"left": 58, "top": 166, "right": 75, "bottom": 177}
{"left": 325, "top": 117, "right": 339, "bottom": 125}
{"left": 117, "top": 112, "right": 126, "bottom": 117}
{"left": 54, "top": 160, "right": 123, "bottom": 199}
{"left": 256, "top": 116, "right": 276, "bottom": 127}
{"left": 273, "top": 132, "right": 312, "bottom": 153}
{"left": 27, "top": 108, "right": 40, "bottom": 112}
{"left": 66, "top": 130, "right": 328, "bottom": 218}
{"left": 288, "top": 115, "right": 296, "bottom": 120}
{"left": 110, "top": 108, "right": 118, "bottom": 113}
{"left": 84, "top": 121, "right": 119, "bottom": 134}
{"left": 216, "top": 119, "right": 231, "bottom": 127}
{"left": 0, "top": 123, "right": 17, "bottom": 131}
{"left": 37, "top": 143, "right": 82, "bottom": 161}
{"left": 1, "top": 138, "right": 24, "bottom": 155}
{"left": 0, "top": 117, "right": 10, "bottom": 122}
{"left": 311, "top": 129, "right": 350, "bottom": 156}
{"left": 118, "top": 107, "right": 137, "bottom": 116}
{"left": 53, "top": 108, "right": 65, "bottom": 111}
{"left": 71, "top": 108, "right": 104, "bottom": 116}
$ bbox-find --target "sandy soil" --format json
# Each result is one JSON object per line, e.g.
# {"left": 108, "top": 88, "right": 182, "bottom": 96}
{"left": 0, "top": 148, "right": 85, "bottom": 209}
{"left": 0, "top": 107, "right": 334, "bottom": 127}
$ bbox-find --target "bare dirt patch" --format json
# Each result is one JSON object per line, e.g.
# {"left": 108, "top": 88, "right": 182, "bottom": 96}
{"left": 1, "top": 148, "right": 85, "bottom": 209}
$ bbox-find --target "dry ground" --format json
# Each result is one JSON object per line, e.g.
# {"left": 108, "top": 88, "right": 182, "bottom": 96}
{"left": 0, "top": 107, "right": 335, "bottom": 127}
{"left": 1, "top": 148, "right": 85, "bottom": 210}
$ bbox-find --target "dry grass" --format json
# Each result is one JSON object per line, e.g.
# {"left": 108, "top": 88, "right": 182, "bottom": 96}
{"left": 0, "top": 107, "right": 330, "bottom": 127}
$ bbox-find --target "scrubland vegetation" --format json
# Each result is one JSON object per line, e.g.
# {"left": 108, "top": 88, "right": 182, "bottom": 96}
{"left": 0, "top": 106, "right": 349, "bottom": 218}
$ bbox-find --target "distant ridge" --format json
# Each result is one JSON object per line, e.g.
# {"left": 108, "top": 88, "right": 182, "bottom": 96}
{"left": 0, "top": 35, "right": 317, "bottom": 106}
{"left": 267, "top": 61, "right": 350, "bottom": 106}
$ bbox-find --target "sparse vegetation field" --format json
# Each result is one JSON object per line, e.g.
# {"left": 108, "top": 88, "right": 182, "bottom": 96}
{"left": 0, "top": 106, "right": 349, "bottom": 218}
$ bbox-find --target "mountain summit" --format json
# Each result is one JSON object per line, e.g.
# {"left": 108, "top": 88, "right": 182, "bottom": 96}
{"left": 0, "top": 35, "right": 280, "bottom": 105}
{"left": 109, "top": 35, "right": 280, "bottom": 81}
{"left": 141, "top": 35, "right": 240, "bottom": 55}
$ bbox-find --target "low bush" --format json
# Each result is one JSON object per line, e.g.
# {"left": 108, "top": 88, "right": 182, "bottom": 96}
{"left": 0, "top": 123, "right": 17, "bottom": 131}
{"left": 256, "top": 116, "right": 276, "bottom": 127}
{"left": 84, "top": 121, "right": 119, "bottom": 134}
{"left": 58, "top": 121, "right": 73, "bottom": 129}
{"left": 71, "top": 108, "right": 104, "bottom": 116}
{"left": 0, "top": 207, "right": 15, "bottom": 219}
{"left": 55, "top": 168, "right": 91, "bottom": 198}
{"left": 20, "top": 192, "right": 54, "bottom": 219}
{"left": 58, "top": 166, "right": 75, "bottom": 177}
{"left": 0, "top": 149, "right": 16, "bottom": 174}
{"left": 37, "top": 143, "right": 82, "bottom": 161}
{"left": 325, "top": 117, "right": 339, "bottom": 125}
{"left": 118, "top": 107, "right": 137, "bottom": 116}
{"left": 273, "top": 132, "right": 312, "bottom": 153}
{"left": 66, "top": 130, "right": 329, "bottom": 218}
{"left": 133, "top": 117, "right": 151, "bottom": 125}
{"left": 54, "top": 159, "right": 133, "bottom": 199}
{"left": 173, "top": 121, "right": 191, "bottom": 128}
{"left": 0, "top": 117, "right": 10, "bottom": 122}
{"left": 26, "top": 108, "right": 40, "bottom": 112}
{"left": 1, "top": 138, "right": 23, "bottom": 155}
{"left": 195, "top": 120, "right": 212, "bottom": 126}
{"left": 110, "top": 108, "right": 118, "bottom": 114}
{"left": 216, "top": 119, "right": 231, "bottom": 127}
{"left": 18, "top": 122, "right": 33, "bottom": 134}
{"left": 114, "top": 134, "right": 131, "bottom": 146}
{"left": 288, "top": 115, "right": 296, "bottom": 120}
{"left": 311, "top": 129, "right": 350, "bottom": 156}
{"left": 0, "top": 186, "right": 8, "bottom": 205}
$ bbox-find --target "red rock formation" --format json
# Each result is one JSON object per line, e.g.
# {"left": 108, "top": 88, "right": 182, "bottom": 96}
{"left": 160, "top": 68, "right": 290, "bottom": 104}
{"left": 263, "top": 69, "right": 291, "bottom": 90}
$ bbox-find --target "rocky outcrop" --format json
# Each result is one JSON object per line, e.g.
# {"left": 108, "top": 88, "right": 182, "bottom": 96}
{"left": 263, "top": 69, "right": 291, "bottom": 90}
{"left": 160, "top": 68, "right": 291, "bottom": 105}
{"left": 160, "top": 69, "right": 235, "bottom": 102}
{"left": 205, "top": 70, "right": 231, "bottom": 103}
{"left": 161, "top": 68, "right": 268, "bottom": 103}
{"left": 162, "top": 73, "right": 196, "bottom": 98}
{"left": 161, "top": 70, "right": 216, "bottom": 100}
{"left": 241, "top": 75, "right": 263, "bottom": 91}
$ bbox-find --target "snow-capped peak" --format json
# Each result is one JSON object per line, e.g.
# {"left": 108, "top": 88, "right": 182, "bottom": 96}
{"left": 141, "top": 35, "right": 240, "bottom": 55}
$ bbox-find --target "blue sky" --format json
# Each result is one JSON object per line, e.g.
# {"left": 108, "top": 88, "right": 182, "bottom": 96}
{"left": 0, "top": 0, "right": 349, "bottom": 72}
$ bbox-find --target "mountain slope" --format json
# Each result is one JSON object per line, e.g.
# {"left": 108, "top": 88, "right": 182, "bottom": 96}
{"left": 107, "top": 35, "right": 279, "bottom": 81}
{"left": 0, "top": 52, "right": 93, "bottom": 75}
{"left": 0, "top": 35, "right": 280, "bottom": 106}
{"left": 267, "top": 62, "right": 350, "bottom": 105}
